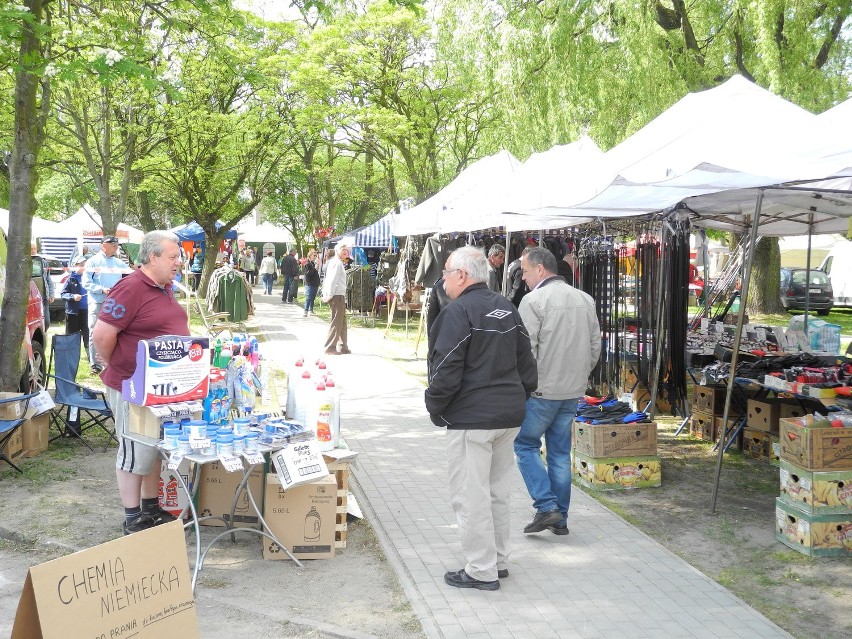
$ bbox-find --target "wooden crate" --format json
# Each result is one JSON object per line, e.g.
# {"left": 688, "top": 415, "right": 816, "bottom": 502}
{"left": 325, "top": 456, "right": 352, "bottom": 549}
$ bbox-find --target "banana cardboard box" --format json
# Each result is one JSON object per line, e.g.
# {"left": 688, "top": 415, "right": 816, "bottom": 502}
{"left": 743, "top": 428, "right": 771, "bottom": 461}
{"left": 775, "top": 498, "right": 852, "bottom": 557}
{"left": 573, "top": 421, "right": 657, "bottom": 458}
{"left": 779, "top": 417, "right": 852, "bottom": 471}
{"left": 572, "top": 451, "right": 661, "bottom": 490}
{"left": 778, "top": 460, "right": 852, "bottom": 515}
{"left": 690, "top": 411, "right": 714, "bottom": 442}
{"left": 770, "top": 435, "right": 781, "bottom": 467}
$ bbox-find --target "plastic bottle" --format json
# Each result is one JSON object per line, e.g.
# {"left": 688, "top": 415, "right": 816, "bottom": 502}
{"left": 293, "top": 369, "right": 314, "bottom": 427}
{"left": 213, "top": 339, "right": 223, "bottom": 368}
{"left": 286, "top": 357, "right": 305, "bottom": 419}
{"left": 324, "top": 376, "right": 341, "bottom": 449}
{"left": 309, "top": 383, "right": 333, "bottom": 451}
{"left": 249, "top": 338, "right": 259, "bottom": 369}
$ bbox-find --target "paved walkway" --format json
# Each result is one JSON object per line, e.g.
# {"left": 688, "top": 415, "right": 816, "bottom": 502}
{"left": 250, "top": 293, "right": 792, "bottom": 639}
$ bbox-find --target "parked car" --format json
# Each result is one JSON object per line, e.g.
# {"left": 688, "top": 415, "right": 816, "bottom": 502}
{"left": 779, "top": 267, "right": 833, "bottom": 315}
{"left": 0, "top": 230, "right": 47, "bottom": 391}
{"left": 31, "top": 253, "right": 67, "bottom": 320}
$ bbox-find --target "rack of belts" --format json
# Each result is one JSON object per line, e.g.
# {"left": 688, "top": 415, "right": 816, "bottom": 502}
{"left": 688, "top": 233, "right": 759, "bottom": 330}
{"left": 576, "top": 233, "right": 621, "bottom": 396}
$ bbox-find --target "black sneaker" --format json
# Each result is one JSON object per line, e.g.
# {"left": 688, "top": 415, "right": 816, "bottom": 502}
{"left": 547, "top": 524, "right": 570, "bottom": 536}
{"left": 144, "top": 507, "right": 177, "bottom": 526}
{"left": 444, "top": 569, "right": 499, "bottom": 591}
{"left": 122, "top": 513, "right": 156, "bottom": 535}
{"left": 523, "top": 509, "right": 562, "bottom": 534}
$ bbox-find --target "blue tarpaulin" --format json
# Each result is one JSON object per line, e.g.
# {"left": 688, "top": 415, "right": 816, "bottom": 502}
{"left": 171, "top": 221, "right": 238, "bottom": 243}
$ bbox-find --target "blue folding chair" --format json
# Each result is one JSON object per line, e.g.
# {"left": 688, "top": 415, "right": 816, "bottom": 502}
{"left": 0, "top": 392, "right": 38, "bottom": 473}
{"left": 46, "top": 332, "right": 116, "bottom": 452}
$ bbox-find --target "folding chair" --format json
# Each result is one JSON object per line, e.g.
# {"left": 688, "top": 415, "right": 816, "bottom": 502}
{"left": 193, "top": 299, "right": 245, "bottom": 338}
{"left": 46, "top": 332, "right": 116, "bottom": 452}
{"left": 0, "top": 392, "right": 38, "bottom": 473}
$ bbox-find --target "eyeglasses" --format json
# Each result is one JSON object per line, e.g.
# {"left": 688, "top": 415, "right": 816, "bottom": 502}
{"left": 442, "top": 268, "right": 460, "bottom": 276}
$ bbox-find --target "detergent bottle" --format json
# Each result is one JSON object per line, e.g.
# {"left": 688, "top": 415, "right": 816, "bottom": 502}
{"left": 311, "top": 383, "right": 335, "bottom": 451}
{"left": 285, "top": 356, "right": 305, "bottom": 419}
{"left": 323, "top": 376, "right": 341, "bottom": 449}
{"left": 293, "top": 369, "right": 314, "bottom": 428}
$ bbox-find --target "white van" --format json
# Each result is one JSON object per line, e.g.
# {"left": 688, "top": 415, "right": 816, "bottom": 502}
{"left": 818, "top": 239, "right": 852, "bottom": 307}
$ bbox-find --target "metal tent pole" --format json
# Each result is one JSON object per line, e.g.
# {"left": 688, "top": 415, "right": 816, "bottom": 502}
{"left": 502, "top": 230, "right": 512, "bottom": 296}
{"left": 709, "top": 191, "right": 764, "bottom": 515}
{"left": 804, "top": 209, "right": 814, "bottom": 334}
{"left": 647, "top": 224, "right": 668, "bottom": 420}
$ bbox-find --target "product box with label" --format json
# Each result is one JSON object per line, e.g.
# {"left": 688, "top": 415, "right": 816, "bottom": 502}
{"left": 747, "top": 399, "right": 781, "bottom": 434}
{"left": 742, "top": 428, "right": 772, "bottom": 461}
{"left": 573, "top": 421, "right": 657, "bottom": 458}
{"left": 270, "top": 440, "right": 329, "bottom": 490}
{"left": 122, "top": 335, "right": 210, "bottom": 406}
{"left": 779, "top": 418, "right": 852, "bottom": 471}
{"left": 572, "top": 451, "right": 661, "bottom": 490}
{"left": 128, "top": 401, "right": 203, "bottom": 439}
{"left": 198, "top": 459, "right": 264, "bottom": 528}
{"left": 263, "top": 473, "right": 337, "bottom": 560}
{"left": 21, "top": 412, "right": 49, "bottom": 458}
{"left": 779, "top": 460, "right": 852, "bottom": 515}
{"left": 775, "top": 498, "right": 852, "bottom": 557}
{"left": 159, "top": 458, "right": 194, "bottom": 519}
{"left": 692, "top": 385, "right": 726, "bottom": 415}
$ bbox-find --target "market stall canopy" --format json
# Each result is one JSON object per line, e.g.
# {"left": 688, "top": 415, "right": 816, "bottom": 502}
{"left": 337, "top": 213, "right": 394, "bottom": 248}
{"left": 50, "top": 205, "right": 144, "bottom": 243}
{"left": 237, "top": 220, "right": 294, "bottom": 243}
{"left": 171, "top": 220, "right": 238, "bottom": 242}
{"left": 506, "top": 76, "right": 852, "bottom": 229}
{"left": 0, "top": 209, "right": 62, "bottom": 237}
{"left": 392, "top": 150, "right": 522, "bottom": 235}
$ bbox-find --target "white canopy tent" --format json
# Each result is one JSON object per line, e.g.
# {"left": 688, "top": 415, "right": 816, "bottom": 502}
{"left": 49, "top": 205, "right": 145, "bottom": 243}
{"left": 236, "top": 220, "right": 295, "bottom": 244}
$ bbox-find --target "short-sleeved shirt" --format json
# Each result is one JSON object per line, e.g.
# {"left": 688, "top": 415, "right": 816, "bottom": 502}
{"left": 98, "top": 269, "right": 190, "bottom": 391}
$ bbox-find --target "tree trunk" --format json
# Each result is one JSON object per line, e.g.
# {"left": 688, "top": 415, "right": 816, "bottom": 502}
{"left": 0, "top": 0, "right": 49, "bottom": 391}
{"left": 746, "top": 237, "right": 785, "bottom": 315}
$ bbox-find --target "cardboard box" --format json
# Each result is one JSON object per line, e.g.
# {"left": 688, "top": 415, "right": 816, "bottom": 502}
{"left": 263, "top": 474, "right": 337, "bottom": 560}
{"left": 692, "top": 385, "right": 725, "bottom": 415}
{"left": 775, "top": 498, "right": 852, "bottom": 557}
{"left": 690, "top": 411, "right": 714, "bottom": 441}
{"left": 128, "top": 402, "right": 203, "bottom": 439}
{"left": 714, "top": 415, "right": 742, "bottom": 449}
{"left": 21, "top": 412, "right": 49, "bottom": 458}
{"left": 572, "top": 451, "right": 661, "bottom": 490}
{"left": 742, "top": 428, "right": 772, "bottom": 461}
{"left": 573, "top": 421, "right": 657, "bottom": 457}
{"left": 747, "top": 399, "right": 780, "bottom": 434}
{"left": 770, "top": 435, "right": 781, "bottom": 467}
{"left": 630, "top": 387, "right": 671, "bottom": 414}
{"left": 198, "top": 459, "right": 264, "bottom": 528}
{"left": 0, "top": 424, "right": 23, "bottom": 467}
{"left": 0, "top": 391, "right": 26, "bottom": 420}
{"left": 779, "top": 418, "right": 852, "bottom": 471}
{"left": 779, "top": 460, "right": 852, "bottom": 515}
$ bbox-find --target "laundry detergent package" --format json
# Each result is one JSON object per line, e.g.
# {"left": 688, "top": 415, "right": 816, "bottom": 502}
{"left": 122, "top": 335, "right": 210, "bottom": 406}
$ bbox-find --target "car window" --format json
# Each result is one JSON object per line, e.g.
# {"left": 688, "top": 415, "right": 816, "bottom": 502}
{"left": 31, "top": 257, "right": 44, "bottom": 277}
{"left": 791, "top": 270, "right": 828, "bottom": 286}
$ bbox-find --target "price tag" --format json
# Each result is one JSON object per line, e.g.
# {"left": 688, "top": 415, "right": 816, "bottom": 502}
{"left": 190, "top": 438, "right": 209, "bottom": 450}
{"left": 220, "top": 455, "right": 244, "bottom": 472}
{"left": 167, "top": 453, "right": 184, "bottom": 470}
{"left": 242, "top": 450, "right": 264, "bottom": 465}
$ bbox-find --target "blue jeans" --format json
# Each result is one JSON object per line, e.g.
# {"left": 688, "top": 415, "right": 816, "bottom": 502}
{"left": 304, "top": 285, "right": 318, "bottom": 312}
{"left": 514, "top": 397, "right": 578, "bottom": 526}
{"left": 261, "top": 273, "right": 274, "bottom": 294}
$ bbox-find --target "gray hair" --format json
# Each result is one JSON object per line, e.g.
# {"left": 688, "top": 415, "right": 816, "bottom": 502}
{"left": 335, "top": 243, "right": 351, "bottom": 256}
{"left": 448, "top": 246, "right": 488, "bottom": 283}
{"left": 487, "top": 244, "right": 505, "bottom": 259}
{"left": 523, "top": 246, "right": 557, "bottom": 274}
{"left": 139, "top": 230, "right": 180, "bottom": 264}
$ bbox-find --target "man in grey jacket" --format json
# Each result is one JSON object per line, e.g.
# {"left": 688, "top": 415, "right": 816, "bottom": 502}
{"left": 515, "top": 247, "right": 600, "bottom": 535}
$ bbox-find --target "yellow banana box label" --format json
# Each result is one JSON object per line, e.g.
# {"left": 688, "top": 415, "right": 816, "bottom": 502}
{"left": 775, "top": 498, "right": 852, "bottom": 557}
{"left": 572, "top": 451, "right": 661, "bottom": 490}
{"left": 779, "top": 460, "right": 852, "bottom": 515}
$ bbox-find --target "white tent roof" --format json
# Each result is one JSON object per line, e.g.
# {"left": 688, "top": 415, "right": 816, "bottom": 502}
{"left": 50, "top": 205, "right": 144, "bottom": 243}
{"left": 392, "top": 150, "right": 522, "bottom": 235}
{"left": 237, "top": 220, "right": 294, "bottom": 243}
{"left": 0, "top": 209, "right": 62, "bottom": 237}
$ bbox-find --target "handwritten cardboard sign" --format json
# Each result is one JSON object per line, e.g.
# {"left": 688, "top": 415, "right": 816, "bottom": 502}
{"left": 12, "top": 521, "right": 198, "bottom": 639}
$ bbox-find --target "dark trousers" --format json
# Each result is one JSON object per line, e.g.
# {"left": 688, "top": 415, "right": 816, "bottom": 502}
{"left": 65, "top": 311, "right": 90, "bottom": 352}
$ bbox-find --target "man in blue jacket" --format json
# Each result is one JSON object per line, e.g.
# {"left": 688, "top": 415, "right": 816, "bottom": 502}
{"left": 426, "top": 246, "right": 537, "bottom": 591}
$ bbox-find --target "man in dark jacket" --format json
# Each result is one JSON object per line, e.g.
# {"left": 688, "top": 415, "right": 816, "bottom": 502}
{"left": 425, "top": 246, "right": 537, "bottom": 592}
{"left": 61, "top": 255, "right": 90, "bottom": 351}
{"left": 280, "top": 249, "right": 300, "bottom": 303}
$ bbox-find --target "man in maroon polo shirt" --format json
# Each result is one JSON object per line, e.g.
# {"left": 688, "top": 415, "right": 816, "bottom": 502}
{"left": 93, "top": 230, "right": 190, "bottom": 535}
